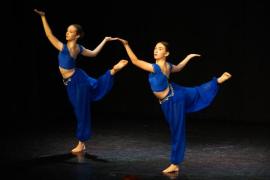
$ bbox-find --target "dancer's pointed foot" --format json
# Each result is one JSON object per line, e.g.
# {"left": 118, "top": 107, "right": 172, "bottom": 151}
{"left": 217, "top": 72, "right": 232, "bottom": 84}
{"left": 162, "top": 164, "right": 180, "bottom": 173}
{"left": 110, "top": 59, "right": 128, "bottom": 75}
{"left": 71, "top": 142, "right": 86, "bottom": 153}
{"left": 162, "top": 171, "right": 179, "bottom": 179}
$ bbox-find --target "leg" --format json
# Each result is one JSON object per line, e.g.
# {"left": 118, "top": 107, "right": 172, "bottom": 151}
{"left": 67, "top": 82, "right": 92, "bottom": 153}
{"left": 110, "top": 59, "right": 128, "bottom": 75}
{"left": 183, "top": 77, "right": 219, "bottom": 113}
{"left": 217, "top": 72, "right": 232, "bottom": 84}
{"left": 91, "top": 70, "right": 114, "bottom": 101}
{"left": 161, "top": 97, "right": 186, "bottom": 173}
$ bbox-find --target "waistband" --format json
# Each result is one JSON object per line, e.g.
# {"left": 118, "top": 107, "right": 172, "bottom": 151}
{"left": 62, "top": 68, "right": 79, "bottom": 86}
{"left": 63, "top": 77, "right": 71, "bottom": 86}
{"left": 62, "top": 70, "right": 76, "bottom": 86}
{"left": 159, "top": 84, "right": 174, "bottom": 104}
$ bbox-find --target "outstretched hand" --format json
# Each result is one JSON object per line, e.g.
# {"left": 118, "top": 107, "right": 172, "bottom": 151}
{"left": 104, "top": 37, "right": 119, "bottom": 41}
{"left": 116, "top": 38, "right": 128, "bottom": 45}
{"left": 187, "top": 54, "right": 201, "bottom": 59}
{"left": 34, "top": 9, "right": 45, "bottom": 16}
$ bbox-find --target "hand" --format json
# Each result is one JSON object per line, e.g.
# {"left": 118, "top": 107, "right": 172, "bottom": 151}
{"left": 104, "top": 37, "right": 118, "bottom": 41}
{"left": 116, "top": 38, "right": 128, "bottom": 45}
{"left": 187, "top": 54, "right": 201, "bottom": 59}
{"left": 34, "top": 9, "right": 45, "bottom": 16}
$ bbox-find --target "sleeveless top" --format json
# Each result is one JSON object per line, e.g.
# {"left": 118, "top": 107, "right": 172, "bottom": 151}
{"left": 58, "top": 44, "right": 84, "bottom": 69}
{"left": 148, "top": 63, "right": 172, "bottom": 92}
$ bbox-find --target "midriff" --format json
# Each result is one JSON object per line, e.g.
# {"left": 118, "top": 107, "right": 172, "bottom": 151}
{"left": 153, "top": 86, "right": 170, "bottom": 100}
{"left": 59, "top": 67, "right": 75, "bottom": 79}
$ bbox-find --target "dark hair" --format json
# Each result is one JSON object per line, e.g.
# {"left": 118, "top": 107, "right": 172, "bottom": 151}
{"left": 158, "top": 41, "right": 170, "bottom": 52}
{"left": 71, "top": 24, "right": 85, "bottom": 40}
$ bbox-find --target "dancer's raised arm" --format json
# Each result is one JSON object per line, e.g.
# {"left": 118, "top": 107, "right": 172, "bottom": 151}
{"left": 81, "top": 37, "right": 118, "bottom": 57}
{"left": 171, "top": 54, "right": 201, "bottom": 73}
{"left": 34, "top": 9, "right": 63, "bottom": 51}
{"left": 117, "top": 38, "right": 153, "bottom": 72}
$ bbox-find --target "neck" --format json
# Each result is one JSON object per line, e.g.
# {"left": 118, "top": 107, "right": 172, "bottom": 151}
{"left": 156, "top": 58, "right": 166, "bottom": 65}
{"left": 67, "top": 40, "right": 77, "bottom": 47}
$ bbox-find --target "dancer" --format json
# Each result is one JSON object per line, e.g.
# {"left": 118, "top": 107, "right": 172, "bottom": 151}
{"left": 34, "top": 9, "right": 128, "bottom": 153}
{"left": 117, "top": 38, "right": 231, "bottom": 173}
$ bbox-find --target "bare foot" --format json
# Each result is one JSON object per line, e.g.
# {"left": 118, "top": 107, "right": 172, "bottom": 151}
{"left": 110, "top": 59, "right": 128, "bottom": 75}
{"left": 217, "top": 72, "right": 232, "bottom": 84}
{"left": 162, "top": 164, "right": 180, "bottom": 173}
{"left": 162, "top": 171, "right": 179, "bottom": 179}
{"left": 71, "top": 141, "right": 86, "bottom": 153}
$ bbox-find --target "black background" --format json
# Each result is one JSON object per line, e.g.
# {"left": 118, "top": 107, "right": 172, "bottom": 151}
{"left": 7, "top": 0, "right": 270, "bottom": 131}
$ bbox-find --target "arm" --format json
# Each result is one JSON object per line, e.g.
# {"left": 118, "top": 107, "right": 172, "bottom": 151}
{"left": 117, "top": 38, "right": 153, "bottom": 72}
{"left": 171, "top": 54, "right": 201, "bottom": 73}
{"left": 34, "top": 9, "right": 63, "bottom": 51}
{"left": 81, "top": 37, "right": 117, "bottom": 57}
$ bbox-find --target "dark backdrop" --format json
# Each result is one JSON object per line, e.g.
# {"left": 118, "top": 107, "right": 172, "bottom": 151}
{"left": 8, "top": 0, "right": 270, "bottom": 130}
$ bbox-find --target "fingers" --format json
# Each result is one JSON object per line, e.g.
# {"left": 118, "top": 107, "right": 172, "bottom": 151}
{"left": 191, "top": 54, "right": 201, "bottom": 57}
{"left": 110, "top": 37, "right": 119, "bottom": 41}
{"left": 34, "top": 9, "right": 39, "bottom": 14}
{"left": 105, "top": 36, "right": 129, "bottom": 44}
{"left": 34, "top": 9, "right": 45, "bottom": 16}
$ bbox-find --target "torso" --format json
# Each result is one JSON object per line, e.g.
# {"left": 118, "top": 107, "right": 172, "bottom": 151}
{"left": 151, "top": 62, "right": 171, "bottom": 100}
{"left": 58, "top": 43, "right": 81, "bottom": 79}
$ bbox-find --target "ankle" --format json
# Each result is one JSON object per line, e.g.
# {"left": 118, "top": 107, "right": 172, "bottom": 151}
{"left": 110, "top": 69, "right": 116, "bottom": 75}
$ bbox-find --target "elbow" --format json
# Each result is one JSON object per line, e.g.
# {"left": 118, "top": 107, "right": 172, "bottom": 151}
{"left": 87, "top": 50, "right": 97, "bottom": 57}
{"left": 175, "top": 68, "right": 182, "bottom": 73}
{"left": 91, "top": 53, "right": 97, "bottom": 57}
{"left": 131, "top": 58, "right": 139, "bottom": 65}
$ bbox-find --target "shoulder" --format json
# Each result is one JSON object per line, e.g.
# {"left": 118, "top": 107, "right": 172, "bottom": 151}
{"left": 152, "top": 63, "right": 161, "bottom": 73}
{"left": 59, "top": 43, "right": 66, "bottom": 52}
{"left": 78, "top": 44, "right": 85, "bottom": 53}
{"left": 167, "top": 62, "right": 173, "bottom": 71}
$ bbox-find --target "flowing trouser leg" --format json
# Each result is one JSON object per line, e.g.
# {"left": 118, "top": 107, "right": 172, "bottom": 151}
{"left": 161, "top": 98, "right": 186, "bottom": 164}
{"left": 185, "top": 77, "right": 219, "bottom": 113}
{"left": 66, "top": 69, "right": 114, "bottom": 141}
{"left": 91, "top": 70, "right": 114, "bottom": 101}
{"left": 67, "top": 83, "right": 92, "bottom": 141}
{"left": 73, "top": 86, "right": 92, "bottom": 141}
{"left": 160, "top": 79, "right": 219, "bottom": 164}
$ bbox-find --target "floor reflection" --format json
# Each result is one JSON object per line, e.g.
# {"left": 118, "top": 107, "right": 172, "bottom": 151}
{"left": 23, "top": 151, "right": 109, "bottom": 166}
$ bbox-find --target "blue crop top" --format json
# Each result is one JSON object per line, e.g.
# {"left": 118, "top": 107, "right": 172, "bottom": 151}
{"left": 148, "top": 63, "right": 172, "bottom": 92}
{"left": 58, "top": 44, "right": 84, "bottom": 69}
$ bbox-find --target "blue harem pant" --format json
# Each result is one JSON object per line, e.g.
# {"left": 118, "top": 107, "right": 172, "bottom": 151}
{"left": 64, "top": 68, "right": 113, "bottom": 141}
{"left": 160, "top": 77, "right": 219, "bottom": 164}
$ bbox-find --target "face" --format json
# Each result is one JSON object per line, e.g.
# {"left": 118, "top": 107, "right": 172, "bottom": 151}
{"left": 154, "top": 42, "right": 169, "bottom": 60}
{"left": 66, "top": 25, "right": 79, "bottom": 41}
